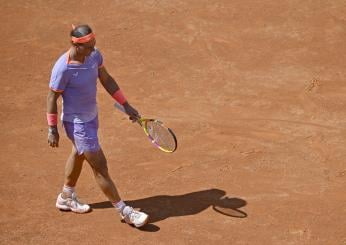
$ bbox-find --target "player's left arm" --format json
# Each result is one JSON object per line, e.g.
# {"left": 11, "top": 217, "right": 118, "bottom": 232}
{"left": 98, "top": 65, "right": 120, "bottom": 95}
{"left": 98, "top": 66, "right": 140, "bottom": 120}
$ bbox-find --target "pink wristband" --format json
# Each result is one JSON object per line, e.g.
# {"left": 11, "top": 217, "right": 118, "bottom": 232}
{"left": 47, "top": 113, "right": 58, "bottom": 126}
{"left": 112, "top": 89, "right": 127, "bottom": 105}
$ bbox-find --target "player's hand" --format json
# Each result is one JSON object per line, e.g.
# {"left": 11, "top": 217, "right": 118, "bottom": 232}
{"left": 123, "top": 102, "right": 140, "bottom": 122}
{"left": 48, "top": 127, "right": 60, "bottom": 147}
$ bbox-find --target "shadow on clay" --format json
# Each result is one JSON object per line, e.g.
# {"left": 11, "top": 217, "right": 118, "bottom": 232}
{"left": 90, "top": 188, "right": 247, "bottom": 231}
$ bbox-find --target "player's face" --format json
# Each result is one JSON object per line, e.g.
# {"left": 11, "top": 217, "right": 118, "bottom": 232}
{"left": 78, "top": 38, "right": 96, "bottom": 56}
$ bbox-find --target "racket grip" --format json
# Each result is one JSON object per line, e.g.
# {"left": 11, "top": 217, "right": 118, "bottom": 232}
{"left": 114, "top": 102, "right": 142, "bottom": 126}
{"left": 114, "top": 102, "right": 126, "bottom": 114}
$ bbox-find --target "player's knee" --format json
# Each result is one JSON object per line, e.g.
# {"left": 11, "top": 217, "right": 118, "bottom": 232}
{"left": 92, "top": 160, "right": 109, "bottom": 177}
{"left": 94, "top": 168, "right": 109, "bottom": 179}
{"left": 85, "top": 150, "right": 109, "bottom": 176}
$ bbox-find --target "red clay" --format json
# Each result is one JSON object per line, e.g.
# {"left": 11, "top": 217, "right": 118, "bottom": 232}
{"left": 1, "top": 1, "right": 345, "bottom": 244}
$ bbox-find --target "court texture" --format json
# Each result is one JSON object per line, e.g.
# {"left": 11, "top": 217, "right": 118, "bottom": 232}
{"left": 1, "top": 1, "right": 345, "bottom": 244}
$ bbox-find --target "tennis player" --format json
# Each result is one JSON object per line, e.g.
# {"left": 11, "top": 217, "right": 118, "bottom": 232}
{"left": 46, "top": 24, "right": 148, "bottom": 228}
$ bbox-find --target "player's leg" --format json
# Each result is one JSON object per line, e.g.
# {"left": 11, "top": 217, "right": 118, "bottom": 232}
{"left": 62, "top": 145, "right": 85, "bottom": 198}
{"left": 56, "top": 121, "right": 91, "bottom": 213}
{"left": 56, "top": 144, "right": 91, "bottom": 213}
{"left": 84, "top": 148, "right": 149, "bottom": 227}
{"left": 83, "top": 148, "right": 121, "bottom": 203}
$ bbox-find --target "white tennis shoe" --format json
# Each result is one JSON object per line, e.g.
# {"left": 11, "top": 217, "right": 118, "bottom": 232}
{"left": 121, "top": 206, "right": 149, "bottom": 228}
{"left": 56, "top": 192, "right": 91, "bottom": 213}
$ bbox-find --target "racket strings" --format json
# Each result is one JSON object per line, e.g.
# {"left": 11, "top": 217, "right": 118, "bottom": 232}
{"left": 146, "top": 121, "right": 176, "bottom": 151}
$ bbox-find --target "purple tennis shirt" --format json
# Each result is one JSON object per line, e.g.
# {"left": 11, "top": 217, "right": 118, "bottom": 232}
{"left": 49, "top": 48, "right": 103, "bottom": 123}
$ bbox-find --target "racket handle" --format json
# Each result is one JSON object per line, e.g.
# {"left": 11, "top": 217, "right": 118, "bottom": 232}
{"left": 114, "top": 102, "right": 143, "bottom": 126}
{"left": 114, "top": 102, "right": 126, "bottom": 114}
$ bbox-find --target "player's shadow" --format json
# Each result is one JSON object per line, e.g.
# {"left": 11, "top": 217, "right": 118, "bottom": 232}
{"left": 90, "top": 188, "right": 247, "bottom": 228}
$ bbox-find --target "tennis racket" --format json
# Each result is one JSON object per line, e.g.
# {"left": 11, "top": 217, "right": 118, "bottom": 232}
{"left": 114, "top": 102, "right": 177, "bottom": 153}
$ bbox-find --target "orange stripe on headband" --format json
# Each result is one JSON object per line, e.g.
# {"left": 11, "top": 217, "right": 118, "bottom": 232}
{"left": 71, "top": 33, "right": 95, "bottom": 43}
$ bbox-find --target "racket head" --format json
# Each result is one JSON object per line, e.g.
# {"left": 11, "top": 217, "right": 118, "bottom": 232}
{"left": 212, "top": 205, "right": 247, "bottom": 218}
{"left": 139, "top": 118, "right": 178, "bottom": 153}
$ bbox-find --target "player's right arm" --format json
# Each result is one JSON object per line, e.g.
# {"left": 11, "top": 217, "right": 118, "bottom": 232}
{"left": 47, "top": 89, "right": 62, "bottom": 147}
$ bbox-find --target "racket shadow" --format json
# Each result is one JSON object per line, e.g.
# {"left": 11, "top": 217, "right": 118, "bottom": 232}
{"left": 89, "top": 188, "right": 247, "bottom": 223}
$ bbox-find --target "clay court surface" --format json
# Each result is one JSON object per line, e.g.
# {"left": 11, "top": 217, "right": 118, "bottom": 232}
{"left": 1, "top": 0, "right": 346, "bottom": 244}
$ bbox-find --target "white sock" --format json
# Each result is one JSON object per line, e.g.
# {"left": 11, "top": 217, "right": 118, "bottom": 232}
{"left": 62, "top": 185, "right": 75, "bottom": 197}
{"left": 112, "top": 200, "right": 126, "bottom": 214}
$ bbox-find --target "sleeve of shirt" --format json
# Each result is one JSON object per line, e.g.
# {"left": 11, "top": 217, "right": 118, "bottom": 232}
{"left": 49, "top": 63, "right": 68, "bottom": 92}
{"left": 94, "top": 48, "right": 104, "bottom": 68}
